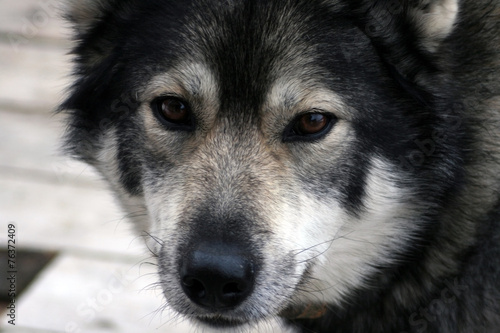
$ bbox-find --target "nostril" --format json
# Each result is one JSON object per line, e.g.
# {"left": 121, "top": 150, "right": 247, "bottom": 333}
{"left": 222, "top": 281, "right": 247, "bottom": 297}
{"left": 182, "top": 277, "right": 206, "bottom": 299}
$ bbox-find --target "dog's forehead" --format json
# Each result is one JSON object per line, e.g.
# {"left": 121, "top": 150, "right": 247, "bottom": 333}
{"left": 140, "top": 1, "right": 357, "bottom": 110}
{"left": 183, "top": 3, "right": 316, "bottom": 106}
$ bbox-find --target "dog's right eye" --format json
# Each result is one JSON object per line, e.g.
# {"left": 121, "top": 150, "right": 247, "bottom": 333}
{"left": 152, "top": 97, "right": 195, "bottom": 131}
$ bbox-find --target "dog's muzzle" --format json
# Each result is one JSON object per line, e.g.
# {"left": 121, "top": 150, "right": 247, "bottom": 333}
{"left": 177, "top": 240, "right": 327, "bottom": 322}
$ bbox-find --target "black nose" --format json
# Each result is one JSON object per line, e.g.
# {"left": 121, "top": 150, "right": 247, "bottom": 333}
{"left": 180, "top": 242, "right": 255, "bottom": 310}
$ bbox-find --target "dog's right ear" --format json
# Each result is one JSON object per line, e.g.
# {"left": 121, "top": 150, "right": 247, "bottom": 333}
{"left": 64, "top": 0, "right": 112, "bottom": 34}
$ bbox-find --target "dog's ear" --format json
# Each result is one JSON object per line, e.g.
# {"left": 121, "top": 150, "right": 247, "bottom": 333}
{"left": 408, "top": 0, "right": 459, "bottom": 52}
{"left": 350, "top": 0, "right": 460, "bottom": 99}
{"left": 63, "top": 0, "right": 127, "bottom": 69}
{"left": 64, "top": 0, "right": 112, "bottom": 34}
{"left": 359, "top": 0, "right": 460, "bottom": 52}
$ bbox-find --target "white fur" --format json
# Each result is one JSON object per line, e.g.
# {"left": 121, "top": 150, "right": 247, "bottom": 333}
{"left": 284, "top": 157, "right": 420, "bottom": 306}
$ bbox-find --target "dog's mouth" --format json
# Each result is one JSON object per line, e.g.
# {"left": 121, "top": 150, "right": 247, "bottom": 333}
{"left": 191, "top": 301, "right": 329, "bottom": 328}
{"left": 194, "top": 314, "right": 249, "bottom": 328}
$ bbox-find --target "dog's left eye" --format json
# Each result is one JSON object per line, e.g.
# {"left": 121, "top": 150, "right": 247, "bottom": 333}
{"left": 283, "top": 112, "right": 336, "bottom": 142}
{"left": 152, "top": 97, "right": 194, "bottom": 131}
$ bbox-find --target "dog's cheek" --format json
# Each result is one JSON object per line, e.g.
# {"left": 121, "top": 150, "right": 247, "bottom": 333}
{"left": 286, "top": 157, "right": 423, "bottom": 306}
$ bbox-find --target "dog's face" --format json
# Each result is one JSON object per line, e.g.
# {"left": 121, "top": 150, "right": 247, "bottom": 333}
{"left": 63, "top": 0, "right": 462, "bottom": 329}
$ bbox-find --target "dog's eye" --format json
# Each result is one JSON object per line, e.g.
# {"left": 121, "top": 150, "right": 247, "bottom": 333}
{"left": 161, "top": 98, "right": 189, "bottom": 122}
{"left": 153, "top": 97, "right": 194, "bottom": 131}
{"left": 296, "top": 113, "right": 329, "bottom": 135}
{"left": 283, "top": 112, "right": 335, "bottom": 142}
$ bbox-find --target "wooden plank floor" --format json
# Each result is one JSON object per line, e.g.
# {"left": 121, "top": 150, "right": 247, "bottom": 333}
{"left": 0, "top": 2, "right": 193, "bottom": 332}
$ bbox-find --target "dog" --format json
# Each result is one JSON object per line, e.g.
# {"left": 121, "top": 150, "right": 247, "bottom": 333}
{"left": 60, "top": 0, "right": 500, "bottom": 332}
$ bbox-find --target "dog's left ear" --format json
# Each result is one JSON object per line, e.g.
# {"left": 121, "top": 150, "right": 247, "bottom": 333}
{"left": 350, "top": 0, "right": 460, "bottom": 96}
{"left": 358, "top": 0, "right": 460, "bottom": 52}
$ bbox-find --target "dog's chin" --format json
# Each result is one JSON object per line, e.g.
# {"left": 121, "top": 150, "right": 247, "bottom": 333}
{"left": 194, "top": 315, "right": 249, "bottom": 329}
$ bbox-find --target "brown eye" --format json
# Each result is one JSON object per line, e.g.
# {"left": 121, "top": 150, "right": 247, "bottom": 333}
{"left": 153, "top": 97, "right": 194, "bottom": 131}
{"left": 161, "top": 98, "right": 189, "bottom": 122}
{"left": 283, "top": 112, "right": 336, "bottom": 142}
{"left": 296, "top": 113, "right": 328, "bottom": 135}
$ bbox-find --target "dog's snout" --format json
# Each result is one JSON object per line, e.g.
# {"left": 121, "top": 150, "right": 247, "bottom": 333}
{"left": 180, "top": 242, "right": 255, "bottom": 310}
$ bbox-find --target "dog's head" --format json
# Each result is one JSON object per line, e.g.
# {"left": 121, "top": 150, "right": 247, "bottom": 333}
{"left": 61, "top": 0, "right": 464, "bottom": 329}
